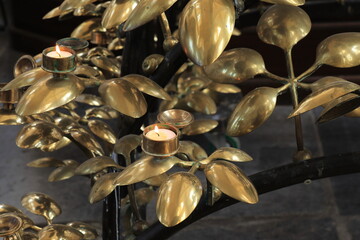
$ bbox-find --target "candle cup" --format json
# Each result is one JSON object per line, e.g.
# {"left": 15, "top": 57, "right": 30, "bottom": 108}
{"left": 142, "top": 123, "right": 180, "bottom": 157}
{"left": 91, "top": 30, "right": 109, "bottom": 46}
{"left": 13, "top": 55, "right": 37, "bottom": 78}
{"left": 42, "top": 46, "right": 76, "bottom": 73}
{"left": 57, "top": 37, "right": 89, "bottom": 62}
{"left": 157, "top": 109, "right": 194, "bottom": 129}
{"left": 0, "top": 83, "right": 21, "bottom": 105}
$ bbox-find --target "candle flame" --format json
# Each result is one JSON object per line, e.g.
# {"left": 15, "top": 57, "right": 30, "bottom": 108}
{"left": 154, "top": 125, "right": 159, "bottom": 133}
{"left": 55, "top": 45, "right": 62, "bottom": 57}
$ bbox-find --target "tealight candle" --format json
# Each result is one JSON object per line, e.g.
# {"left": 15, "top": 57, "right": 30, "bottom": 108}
{"left": 146, "top": 126, "right": 176, "bottom": 141}
{"left": 46, "top": 45, "right": 72, "bottom": 58}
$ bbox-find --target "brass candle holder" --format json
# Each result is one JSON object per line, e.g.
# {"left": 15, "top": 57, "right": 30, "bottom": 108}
{"left": 142, "top": 123, "right": 180, "bottom": 157}
{"left": 157, "top": 109, "right": 194, "bottom": 129}
{"left": 0, "top": 213, "right": 23, "bottom": 239}
{"left": 91, "top": 30, "right": 110, "bottom": 46}
{"left": 42, "top": 46, "right": 76, "bottom": 73}
{"left": 56, "top": 37, "right": 89, "bottom": 61}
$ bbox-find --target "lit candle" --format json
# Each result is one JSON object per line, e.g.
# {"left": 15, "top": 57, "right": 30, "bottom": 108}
{"left": 46, "top": 45, "right": 72, "bottom": 58}
{"left": 146, "top": 125, "right": 176, "bottom": 141}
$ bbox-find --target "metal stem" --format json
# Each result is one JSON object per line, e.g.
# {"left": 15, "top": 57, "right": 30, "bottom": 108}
{"left": 294, "top": 63, "right": 321, "bottom": 82}
{"left": 262, "top": 71, "right": 289, "bottom": 84}
{"left": 126, "top": 153, "right": 142, "bottom": 221}
{"left": 285, "top": 49, "right": 304, "bottom": 152}
{"left": 158, "top": 13, "right": 172, "bottom": 39}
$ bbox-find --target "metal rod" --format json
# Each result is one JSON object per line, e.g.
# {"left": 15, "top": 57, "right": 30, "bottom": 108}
{"left": 261, "top": 71, "right": 289, "bottom": 84}
{"left": 127, "top": 153, "right": 142, "bottom": 221}
{"left": 285, "top": 49, "right": 304, "bottom": 152}
{"left": 137, "top": 151, "right": 360, "bottom": 240}
{"left": 158, "top": 13, "right": 172, "bottom": 39}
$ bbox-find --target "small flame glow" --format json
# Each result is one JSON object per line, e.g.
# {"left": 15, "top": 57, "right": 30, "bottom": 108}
{"left": 55, "top": 45, "right": 61, "bottom": 57}
{"left": 154, "top": 125, "right": 159, "bottom": 133}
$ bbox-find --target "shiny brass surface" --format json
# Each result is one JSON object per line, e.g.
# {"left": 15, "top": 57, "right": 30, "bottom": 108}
{"left": 179, "top": 0, "right": 235, "bottom": 66}
{"left": 42, "top": 136, "right": 70, "bottom": 152}
{"left": 306, "top": 76, "right": 348, "bottom": 92}
{"left": 43, "top": 7, "right": 62, "bottom": 19}
{"left": 88, "top": 119, "right": 116, "bottom": 144}
{"left": 91, "top": 56, "right": 120, "bottom": 76}
{"left": 27, "top": 157, "right": 65, "bottom": 168}
{"left": 87, "top": 47, "right": 115, "bottom": 59}
{"left": 0, "top": 82, "right": 20, "bottom": 103}
{"left": 23, "top": 232, "right": 39, "bottom": 240}
{"left": 178, "top": 141, "right": 208, "bottom": 161}
{"left": 122, "top": 74, "right": 171, "bottom": 100}
{"left": 157, "top": 109, "right": 194, "bottom": 129}
{"left": 0, "top": 110, "right": 27, "bottom": 125}
{"left": 0, "top": 204, "right": 22, "bottom": 215}
{"left": 102, "top": 0, "right": 139, "bottom": 29}
{"left": 59, "top": 0, "right": 96, "bottom": 12}
{"left": 185, "top": 92, "right": 217, "bottom": 115}
{"left": 114, "top": 134, "right": 141, "bottom": 158}
{"left": 316, "top": 32, "right": 360, "bottom": 68}
{"left": 15, "top": 74, "right": 85, "bottom": 116}
{"left": 56, "top": 38, "right": 89, "bottom": 52}
{"left": 142, "top": 54, "right": 164, "bottom": 75}
{"left": 84, "top": 107, "right": 112, "bottom": 119}
{"left": 89, "top": 172, "right": 118, "bottom": 203}
{"left": 123, "top": 0, "right": 177, "bottom": 31}
{"left": 207, "top": 82, "right": 241, "bottom": 94}
{"left": 113, "top": 155, "right": 184, "bottom": 186}
{"left": 0, "top": 213, "right": 23, "bottom": 236}
{"left": 13, "top": 55, "right": 37, "bottom": 78}
{"left": 39, "top": 224, "right": 84, "bottom": 240}
{"left": 227, "top": 87, "right": 282, "bottom": 136}
{"left": 142, "top": 124, "right": 180, "bottom": 157}
{"left": 204, "top": 48, "right": 266, "bottom": 84}
{"left": 74, "top": 64, "right": 103, "bottom": 82}
{"left": 21, "top": 193, "right": 61, "bottom": 224}
{"left": 75, "top": 156, "right": 122, "bottom": 175}
{"left": 2, "top": 68, "right": 51, "bottom": 91}
{"left": 159, "top": 96, "right": 179, "bottom": 112}
{"left": 55, "top": 117, "right": 79, "bottom": 134}
{"left": 16, "top": 121, "right": 63, "bottom": 149}
{"left": 48, "top": 165, "right": 78, "bottom": 182}
{"left": 108, "top": 38, "right": 125, "bottom": 51}
{"left": 201, "top": 147, "right": 253, "bottom": 164}
{"left": 70, "top": 128, "right": 104, "bottom": 156}
{"left": 317, "top": 93, "right": 360, "bottom": 124}
{"left": 90, "top": 30, "right": 109, "bottom": 45}
{"left": 204, "top": 161, "right": 258, "bottom": 204}
{"left": 261, "top": 0, "right": 305, "bottom": 6}
{"left": 66, "top": 222, "right": 98, "bottom": 240}
{"left": 99, "top": 78, "right": 147, "bottom": 118}
{"left": 121, "top": 188, "right": 156, "bottom": 207}
{"left": 257, "top": 5, "right": 311, "bottom": 51}
{"left": 75, "top": 94, "right": 103, "bottom": 106}
{"left": 71, "top": 18, "right": 102, "bottom": 40}
{"left": 42, "top": 46, "right": 76, "bottom": 73}
{"left": 143, "top": 173, "right": 169, "bottom": 187}
{"left": 182, "top": 119, "right": 218, "bottom": 136}
{"left": 289, "top": 80, "right": 360, "bottom": 117}
{"left": 156, "top": 172, "right": 202, "bottom": 227}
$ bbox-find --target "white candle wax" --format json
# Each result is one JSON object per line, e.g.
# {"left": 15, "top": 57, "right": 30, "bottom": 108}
{"left": 146, "top": 128, "right": 176, "bottom": 141}
{"left": 46, "top": 50, "right": 72, "bottom": 58}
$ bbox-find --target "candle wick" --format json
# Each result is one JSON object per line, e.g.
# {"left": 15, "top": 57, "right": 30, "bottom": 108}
{"left": 57, "top": 52, "right": 61, "bottom": 57}
{"left": 155, "top": 132, "right": 160, "bottom": 137}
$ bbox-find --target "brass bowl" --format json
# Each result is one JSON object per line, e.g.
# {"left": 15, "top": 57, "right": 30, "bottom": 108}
{"left": 157, "top": 109, "right": 194, "bottom": 128}
{"left": 13, "top": 55, "right": 37, "bottom": 78}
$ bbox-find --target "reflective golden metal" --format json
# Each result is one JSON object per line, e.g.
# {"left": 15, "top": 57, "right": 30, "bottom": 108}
{"left": 201, "top": 147, "right": 253, "bottom": 164}
{"left": 55, "top": 117, "right": 79, "bottom": 134}
{"left": 113, "top": 155, "right": 186, "bottom": 186}
{"left": 143, "top": 173, "right": 169, "bottom": 187}
{"left": 42, "top": 46, "right": 76, "bottom": 73}
{"left": 74, "top": 65, "right": 103, "bottom": 82}
{"left": 87, "top": 47, "right": 114, "bottom": 59}
{"left": 122, "top": 74, "right": 171, "bottom": 100}
{"left": 207, "top": 82, "right": 241, "bottom": 94}
{"left": 27, "top": 157, "right": 65, "bottom": 168}
{"left": 85, "top": 107, "right": 113, "bottom": 119}
{"left": 13, "top": 55, "right": 37, "bottom": 78}
{"left": 0, "top": 110, "right": 28, "bottom": 125}
{"left": 15, "top": 74, "right": 85, "bottom": 116}
{"left": 178, "top": 141, "right": 208, "bottom": 161}
{"left": 108, "top": 38, "right": 125, "bottom": 51}
{"left": 23, "top": 232, "right": 38, "bottom": 240}
{"left": 257, "top": 5, "right": 311, "bottom": 51}
{"left": 142, "top": 54, "right": 164, "bottom": 75}
{"left": 90, "top": 30, "right": 109, "bottom": 45}
{"left": 204, "top": 161, "right": 258, "bottom": 204}
{"left": 179, "top": 0, "right": 235, "bottom": 65}
{"left": 123, "top": 0, "right": 177, "bottom": 31}
{"left": 261, "top": 0, "right": 305, "bottom": 6}
{"left": 114, "top": 134, "right": 141, "bottom": 159}
{"left": 204, "top": 48, "right": 267, "bottom": 84}
{"left": 121, "top": 188, "right": 156, "bottom": 207}
{"left": 21, "top": 193, "right": 62, "bottom": 225}
{"left": 71, "top": 18, "right": 102, "bottom": 40}
{"left": 99, "top": 78, "right": 147, "bottom": 118}
{"left": 317, "top": 93, "right": 360, "bottom": 123}
{"left": 156, "top": 172, "right": 202, "bottom": 227}
{"left": 75, "top": 94, "right": 103, "bottom": 106}
{"left": 88, "top": 119, "right": 116, "bottom": 144}
{"left": 40, "top": 137, "right": 72, "bottom": 152}
{"left": 67, "top": 222, "right": 98, "bottom": 240}
{"left": 0, "top": 204, "right": 22, "bottom": 215}
{"left": 102, "top": 0, "right": 139, "bottom": 29}
{"left": 90, "top": 56, "right": 121, "bottom": 76}
{"left": 16, "top": 121, "right": 63, "bottom": 149}
{"left": 185, "top": 92, "right": 217, "bottom": 115}
{"left": 48, "top": 164, "right": 78, "bottom": 182}
{"left": 39, "top": 224, "right": 84, "bottom": 240}
{"left": 157, "top": 109, "right": 194, "bottom": 129}
{"left": 142, "top": 124, "right": 180, "bottom": 157}
{"left": 289, "top": 80, "right": 360, "bottom": 117}
{"left": 30, "top": 113, "right": 55, "bottom": 123}
{"left": 75, "top": 156, "right": 123, "bottom": 175}
{"left": 182, "top": 119, "right": 219, "bottom": 136}
{"left": 159, "top": 96, "right": 179, "bottom": 112}
{"left": 2, "top": 68, "right": 51, "bottom": 91}
{"left": 306, "top": 76, "right": 348, "bottom": 92}
{"left": 0, "top": 213, "right": 23, "bottom": 237}
{"left": 70, "top": 128, "right": 105, "bottom": 156}
{"left": 60, "top": 0, "right": 96, "bottom": 12}
{"left": 227, "top": 86, "right": 285, "bottom": 136}
{"left": 89, "top": 172, "right": 118, "bottom": 203}
{"left": 43, "top": 7, "right": 62, "bottom": 19}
